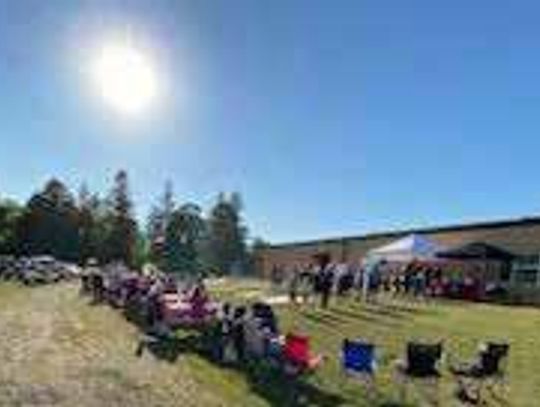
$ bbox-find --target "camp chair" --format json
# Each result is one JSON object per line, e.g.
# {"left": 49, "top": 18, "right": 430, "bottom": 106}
{"left": 251, "top": 302, "right": 279, "bottom": 335}
{"left": 91, "top": 273, "right": 106, "bottom": 303}
{"left": 451, "top": 342, "right": 509, "bottom": 404}
{"left": 80, "top": 274, "right": 92, "bottom": 295}
{"left": 341, "top": 339, "right": 377, "bottom": 399}
{"left": 283, "top": 333, "right": 323, "bottom": 375}
{"left": 395, "top": 341, "right": 443, "bottom": 405}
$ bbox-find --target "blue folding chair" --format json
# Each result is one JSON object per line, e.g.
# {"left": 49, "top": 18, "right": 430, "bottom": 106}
{"left": 342, "top": 339, "right": 377, "bottom": 399}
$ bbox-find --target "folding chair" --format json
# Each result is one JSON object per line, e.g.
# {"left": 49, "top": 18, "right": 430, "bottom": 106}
{"left": 342, "top": 339, "right": 377, "bottom": 400}
{"left": 251, "top": 302, "right": 279, "bottom": 335}
{"left": 283, "top": 333, "right": 323, "bottom": 375}
{"left": 395, "top": 341, "right": 443, "bottom": 405}
{"left": 451, "top": 342, "right": 509, "bottom": 404}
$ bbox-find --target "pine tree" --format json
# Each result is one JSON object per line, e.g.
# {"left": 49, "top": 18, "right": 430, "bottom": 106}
{"left": 77, "top": 183, "right": 105, "bottom": 264}
{"left": 104, "top": 170, "right": 138, "bottom": 266}
{"left": 207, "top": 192, "right": 248, "bottom": 275}
{"left": 18, "top": 178, "right": 80, "bottom": 261}
{"left": 147, "top": 180, "right": 175, "bottom": 266}
{"left": 162, "top": 203, "right": 205, "bottom": 275}
{"left": 0, "top": 198, "right": 23, "bottom": 255}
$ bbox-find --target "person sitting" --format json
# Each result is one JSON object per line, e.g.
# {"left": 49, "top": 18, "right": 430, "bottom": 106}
{"left": 232, "top": 306, "right": 247, "bottom": 363}
{"left": 92, "top": 272, "right": 105, "bottom": 303}
{"left": 244, "top": 313, "right": 266, "bottom": 358}
{"left": 245, "top": 303, "right": 282, "bottom": 361}
{"left": 283, "top": 333, "right": 324, "bottom": 375}
{"left": 190, "top": 281, "right": 216, "bottom": 321}
{"left": 146, "top": 290, "right": 163, "bottom": 330}
{"left": 251, "top": 302, "right": 279, "bottom": 335}
{"left": 214, "top": 303, "right": 234, "bottom": 363}
{"left": 80, "top": 273, "right": 92, "bottom": 295}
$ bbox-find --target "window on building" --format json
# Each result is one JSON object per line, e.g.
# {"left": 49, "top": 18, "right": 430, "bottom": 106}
{"left": 512, "top": 254, "right": 540, "bottom": 285}
{"left": 514, "top": 268, "right": 539, "bottom": 284}
{"left": 514, "top": 254, "right": 539, "bottom": 268}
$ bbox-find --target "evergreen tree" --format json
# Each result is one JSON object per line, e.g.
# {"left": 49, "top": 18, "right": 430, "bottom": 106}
{"left": 247, "top": 237, "right": 269, "bottom": 276}
{"left": 146, "top": 180, "right": 175, "bottom": 266}
{"left": 0, "top": 198, "right": 23, "bottom": 254}
{"left": 18, "top": 178, "right": 80, "bottom": 261}
{"left": 207, "top": 192, "right": 248, "bottom": 275}
{"left": 162, "top": 203, "right": 205, "bottom": 275}
{"left": 77, "top": 184, "right": 107, "bottom": 264}
{"left": 104, "top": 170, "right": 138, "bottom": 266}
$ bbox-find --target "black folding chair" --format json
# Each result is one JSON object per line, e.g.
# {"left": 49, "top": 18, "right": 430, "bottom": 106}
{"left": 251, "top": 302, "right": 278, "bottom": 335}
{"left": 395, "top": 341, "right": 443, "bottom": 405}
{"left": 451, "top": 342, "right": 509, "bottom": 405}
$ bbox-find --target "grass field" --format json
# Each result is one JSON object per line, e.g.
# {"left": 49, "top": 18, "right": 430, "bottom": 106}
{"left": 0, "top": 280, "right": 538, "bottom": 406}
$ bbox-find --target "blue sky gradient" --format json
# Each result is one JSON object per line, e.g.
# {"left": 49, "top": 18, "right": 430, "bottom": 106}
{"left": 1, "top": 1, "right": 540, "bottom": 242}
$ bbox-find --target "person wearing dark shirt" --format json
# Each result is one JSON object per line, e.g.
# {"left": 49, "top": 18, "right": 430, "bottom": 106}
{"left": 288, "top": 269, "right": 300, "bottom": 305}
{"left": 232, "top": 306, "right": 247, "bottom": 363}
{"left": 320, "top": 265, "right": 334, "bottom": 308}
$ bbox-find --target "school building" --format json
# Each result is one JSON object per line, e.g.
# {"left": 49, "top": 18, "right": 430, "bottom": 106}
{"left": 254, "top": 216, "right": 540, "bottom": 288}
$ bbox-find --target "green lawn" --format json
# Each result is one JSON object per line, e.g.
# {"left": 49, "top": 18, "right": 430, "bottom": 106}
{"left": 0, "top": 280, "right": 538, "bottom": 406}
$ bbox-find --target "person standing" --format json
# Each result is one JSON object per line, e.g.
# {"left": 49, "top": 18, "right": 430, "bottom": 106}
{"left": 320, "top": 263, "right": 334, "bottom": 308}
{"left": 353, "top": 263, "right": 364, "bottom": 301}
{"left": 288, "top": 268, "right": 300, "bottom": 305}
{"left": 232, "top": 306, "right": 247, "bottom": 363}
{"left": 213, "top": 303, "right": 232, "bottom": 362}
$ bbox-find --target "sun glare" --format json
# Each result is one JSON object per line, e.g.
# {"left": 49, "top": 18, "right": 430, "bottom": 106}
{"left": 91, "top": 43, "right": 158, "bottom": 115}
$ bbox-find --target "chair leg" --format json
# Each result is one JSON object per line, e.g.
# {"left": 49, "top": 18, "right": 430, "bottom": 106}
{"left": 488, "top": 375, "right": 508, "bottom": 403}
{"left": 396, "top": 373, "right": 407, "bottom": 403}
{"left": 426, "top": 378, "right": 440, "bottom": 406}
{"left": 477, "top": 379, "right": 485, "bottom": 405}
{"left": 365, "top": 374, "right": 376, "bottom": 402}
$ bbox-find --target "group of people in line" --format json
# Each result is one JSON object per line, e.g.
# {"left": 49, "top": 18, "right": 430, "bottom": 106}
{"left": 276, "top": 256, "right": 489, "bottom": 307}
{"left": 84, "top": 270, "right": 314, "bottom": 373}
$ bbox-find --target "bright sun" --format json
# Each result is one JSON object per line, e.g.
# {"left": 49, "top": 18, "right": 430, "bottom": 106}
{"left": 91, "top": 43, "right": 158, "bottom": 115}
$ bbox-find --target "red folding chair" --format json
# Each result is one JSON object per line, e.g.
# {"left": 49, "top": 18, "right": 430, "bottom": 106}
{"left": 283, "top": 334, "right": 323, "bottom": 374}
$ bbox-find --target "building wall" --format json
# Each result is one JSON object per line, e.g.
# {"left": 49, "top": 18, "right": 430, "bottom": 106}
{"left": 256, "top": 219, "right": 540, "bottom": 279}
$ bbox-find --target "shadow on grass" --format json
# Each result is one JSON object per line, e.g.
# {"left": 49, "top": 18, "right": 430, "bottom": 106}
{"left": 328, "top": 307, "right": 403, "bottom": 329}
{"left": 118, "top": 296, "right": 415, "bottom": 407}
{"left": 135, "top": 331, "right": 348, "bottom": 407}
{"left": 377, "top": 301, "right": 441, "bottom": 316}
{"left": 301, "top": 309, "right": 351, "bottom": 327}
{"left": 343, "top": 300, "right": 441, "bottom": 320}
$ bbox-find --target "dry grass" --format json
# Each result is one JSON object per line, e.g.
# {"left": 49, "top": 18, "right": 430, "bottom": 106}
{"left": 0, "top": 283, "right": 230, "bottom": 407}
{"left": 0, "top": 280, "right": 539, "bottom": 406}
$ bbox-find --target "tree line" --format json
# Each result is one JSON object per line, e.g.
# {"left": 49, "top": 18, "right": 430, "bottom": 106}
{"left": 0, "top": 170, "right": 255, "bottom": 276}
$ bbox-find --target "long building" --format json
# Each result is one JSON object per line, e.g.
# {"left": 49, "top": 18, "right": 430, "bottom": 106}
{"left": 255, "top": 216, "right": 540, "bottom": 287}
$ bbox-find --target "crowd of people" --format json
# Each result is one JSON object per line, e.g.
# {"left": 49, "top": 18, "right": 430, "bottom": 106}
{"left": 212, "top": 301, "right": 282, "bottom": 365}
{"left": 275, "top": 255, "right": 491, "bottom": 307}
{"left": 81, "top": 262, "right": 317, "bottom": 373}
{"left": 80, "top": 262, "right": 217, "bottom": 332}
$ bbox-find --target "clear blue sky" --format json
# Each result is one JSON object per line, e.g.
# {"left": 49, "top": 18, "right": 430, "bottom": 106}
{"left": 1, "top": 1, "right": 539, "bottom": 243}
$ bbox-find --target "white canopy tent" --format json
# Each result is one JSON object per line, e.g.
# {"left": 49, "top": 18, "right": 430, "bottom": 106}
{"left": 360, "top": 234, "right": 444, "bottom": 300}
{"left": 367, "top": 234, "right": 443, "bottom": 263}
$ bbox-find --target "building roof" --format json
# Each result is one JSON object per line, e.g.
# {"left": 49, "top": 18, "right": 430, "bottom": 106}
{"left": 267, "top": 216, "right": 540, "bottom": 250}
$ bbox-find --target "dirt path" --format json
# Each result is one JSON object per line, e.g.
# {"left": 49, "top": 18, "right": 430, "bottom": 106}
{"left": 0, "top": 283, "right": 223, "bottom": 407}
